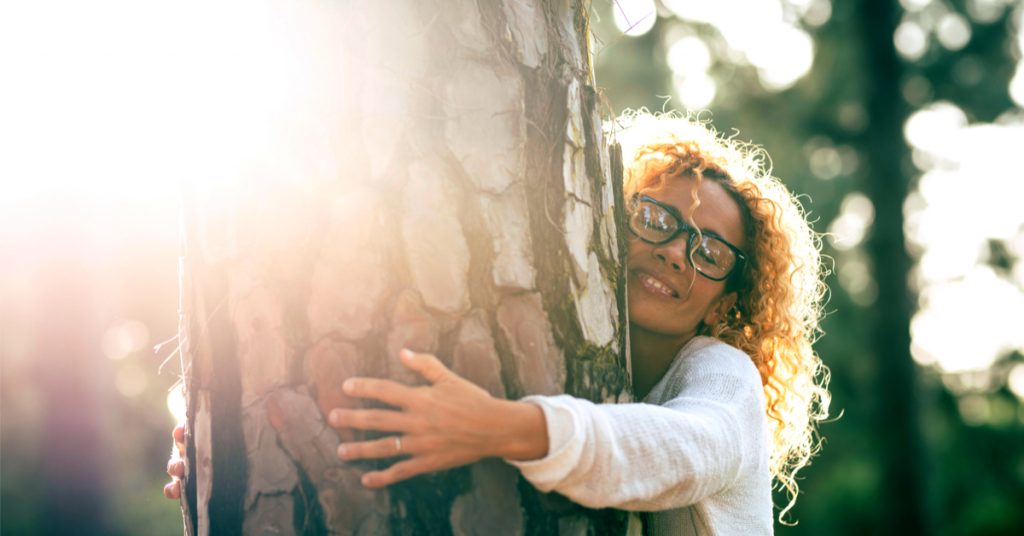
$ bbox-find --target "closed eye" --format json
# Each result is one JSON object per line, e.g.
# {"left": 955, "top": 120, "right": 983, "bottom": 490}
{"left": 695, "top": 240, "right": 724, "bottom": 266}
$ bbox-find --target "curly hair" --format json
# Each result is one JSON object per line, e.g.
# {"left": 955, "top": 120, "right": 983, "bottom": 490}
{"left": 614, "top": 110, "right": 831, "bottom": 521}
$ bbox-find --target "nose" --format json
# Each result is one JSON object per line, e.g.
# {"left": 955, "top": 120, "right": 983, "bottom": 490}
{"left": 652, "top": 237, "right": 691, "bottom": 273}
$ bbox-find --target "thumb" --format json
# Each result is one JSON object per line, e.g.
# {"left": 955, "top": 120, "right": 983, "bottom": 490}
{"left": 400, "top": 349, "right": 449, "bottom": 384}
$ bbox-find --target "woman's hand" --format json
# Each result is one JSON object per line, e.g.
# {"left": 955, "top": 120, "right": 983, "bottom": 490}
{"left": 163, "top": 423, "right": 186, "bottom": 499}
{"left": 330, "top": 349, "right": 548, "bottom": 488}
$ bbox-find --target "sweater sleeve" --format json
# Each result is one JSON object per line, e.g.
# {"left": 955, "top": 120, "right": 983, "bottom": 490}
{"left": 505, "top": 347, "right": 766, "bottom": 511}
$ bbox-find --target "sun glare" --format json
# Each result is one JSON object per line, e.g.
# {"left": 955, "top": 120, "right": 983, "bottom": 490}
{"left": 1, "top": 0, "right": 362, "bottom": 420}
{"left": 167, "top": 382, "right": 187, "bottom": 424}
{"left": 828, "top": 193, "right": 874, "bottom": 251}
{"left": 1, "top": 0, "right": 348, "bottom": 216}
{"left": 936, "top": 12, "right": 972, "bottom": 51}
{"left": 613, "top": 0, "right": 657, "bottom": 37}
{"left": 895, "top": 21, "right": 929, "bottom": 61}
{"left": 101, "top": 319, "right": 150, "bottom": 361}
{"left": 904, "top": 101, "right": 1024, "bottom": 375}
{"left": 659, "top": 0, "right": 816, "bottom": 92}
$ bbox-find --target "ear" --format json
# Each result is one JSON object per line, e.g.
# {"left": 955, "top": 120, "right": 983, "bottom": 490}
{"left": 703, "top": 292, "right": 737, "bottom": 327}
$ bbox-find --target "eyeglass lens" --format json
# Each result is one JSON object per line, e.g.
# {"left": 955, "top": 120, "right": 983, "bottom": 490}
{"left": 630, "top": 199, "right": 737, "bottom": 280}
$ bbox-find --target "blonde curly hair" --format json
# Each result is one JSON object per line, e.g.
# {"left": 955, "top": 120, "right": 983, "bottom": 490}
{"left": 615, "top": 110, "right": 831, "bottom": 521}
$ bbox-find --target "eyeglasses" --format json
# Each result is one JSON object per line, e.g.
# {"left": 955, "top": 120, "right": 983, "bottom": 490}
{"left": 628, "top": 194, "right": 746, "bottom": 282}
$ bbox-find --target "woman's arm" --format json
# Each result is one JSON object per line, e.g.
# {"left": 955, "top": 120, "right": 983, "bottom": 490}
{"left": 332, "top": 347, "right": 765, "bottom": 511}
{"left": 508, "top": 387, "right": 761, "bottom": 510}
{"left": 509, "top": 344, "right": 767, "bottom": 511}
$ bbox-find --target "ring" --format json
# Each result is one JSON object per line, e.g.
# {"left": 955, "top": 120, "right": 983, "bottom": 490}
{"left": 394, "top": 436, "right": 402, "bottom": 454}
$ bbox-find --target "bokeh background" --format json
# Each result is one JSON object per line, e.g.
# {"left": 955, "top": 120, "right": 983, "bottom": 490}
{"left": 2, "top": 0, "right": 1023, "bottom": 534}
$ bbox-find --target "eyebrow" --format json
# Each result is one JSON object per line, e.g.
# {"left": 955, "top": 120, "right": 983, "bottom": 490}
{"left": 645, "top": 195, "right": 730, "bottom": 242}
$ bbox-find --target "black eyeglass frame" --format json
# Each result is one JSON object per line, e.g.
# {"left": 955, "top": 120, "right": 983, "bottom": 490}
{"left": 628, "top": 193, "right": 748, "bottom": 282}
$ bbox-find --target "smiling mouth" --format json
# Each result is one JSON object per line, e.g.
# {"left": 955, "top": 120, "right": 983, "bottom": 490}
{"left": 636, "top": 271, "right": 680, "bottom": 298}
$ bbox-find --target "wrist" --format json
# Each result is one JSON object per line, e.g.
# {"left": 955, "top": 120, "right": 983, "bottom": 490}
{"left": 488, "top": 399, "right": 549, "bottom": 461}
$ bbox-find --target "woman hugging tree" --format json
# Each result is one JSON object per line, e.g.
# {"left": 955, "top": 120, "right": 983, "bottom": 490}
{"left": 167, "top": 111, "right": 831, "bottom": 535}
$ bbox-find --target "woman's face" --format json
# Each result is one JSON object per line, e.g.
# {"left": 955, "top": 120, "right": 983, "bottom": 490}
{"left": 627, "top": 175, "right": 746, "bottom": 343}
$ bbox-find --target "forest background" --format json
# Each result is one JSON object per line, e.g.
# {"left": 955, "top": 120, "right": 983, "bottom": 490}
{"left": 2, "top": 0, "right": 1023, "bottom": 534}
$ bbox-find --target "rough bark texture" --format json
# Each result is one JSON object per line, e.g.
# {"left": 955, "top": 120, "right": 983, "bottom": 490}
{"left": 178, "top": 0, "right": 629, "bottom": 534}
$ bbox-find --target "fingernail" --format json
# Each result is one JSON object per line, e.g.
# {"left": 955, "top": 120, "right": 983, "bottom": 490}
{"left": 337, "top": 445, "right": 348, "bottom": 459}
{"left": 361, "top": 474, "right": 372, "bottom": 486}
{"left": 329, "top": 410, "right": 340, "bottom": 426}
{"left": 342, "top": 379, "right": 355, "bottom": 394}
{"left": 400, "top": 348, "right": 413, "bottom": 360}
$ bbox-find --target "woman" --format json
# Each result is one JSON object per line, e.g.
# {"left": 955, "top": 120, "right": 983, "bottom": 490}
{"left": 166, "top": 112, "right": 830, "bottom": 533}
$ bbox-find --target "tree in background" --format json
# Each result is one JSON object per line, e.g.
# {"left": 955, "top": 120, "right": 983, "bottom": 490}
{"left": 176, "top": 1, "right": 630, "bottom": 534}
{"left": 857, "top": 0, "right": 926, "bottom": 532}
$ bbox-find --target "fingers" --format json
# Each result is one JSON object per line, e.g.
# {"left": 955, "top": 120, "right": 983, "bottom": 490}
{"left": 360, "top": 457, "right": 435, "bottom": 488}
{"left": 163, "top": 479, "right": 181, "bottom": 499}
{"left": 399, "top": 349, "right": 449, "bottom": 384}
{"left": 167, "top": 458, "right": 185, "bottom": 479}
{"left": 166, "top": 453, "right": 185, "bottom": 500}
{"left": 173, "top": 423, "right": 185, "bottom": 457}
{"left": 341, "top": 350, "right": 450, "bottom": 406}
{"left": 165, "top": 424, "right": 188, "bottom": 500}
{"left": 329, "top": 408, "right": 417, "bottom": 433}
{"left": 166, "top": 423, "right": 187, "bottom": 499}
{"left": 342, "top": 377, "right": 417, "bottom": 408}
{"left": 337, "top": 435, "right": 414, "bottom": 461}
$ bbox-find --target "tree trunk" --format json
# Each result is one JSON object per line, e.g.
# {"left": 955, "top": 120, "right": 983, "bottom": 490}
{"left": 177, "top": 1, "right": 630, "bottom": 534}
{"left": 857, "top": 0, "right": 929, "bottom": 533}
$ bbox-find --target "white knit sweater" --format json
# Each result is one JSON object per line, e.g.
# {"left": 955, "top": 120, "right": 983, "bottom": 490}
{"left": 508, "top": 336, "right": 773, "bottom": 535}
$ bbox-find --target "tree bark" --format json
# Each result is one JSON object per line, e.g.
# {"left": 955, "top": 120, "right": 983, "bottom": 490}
{"left": 177, "top": 1, "right": 629, "bottom": 534}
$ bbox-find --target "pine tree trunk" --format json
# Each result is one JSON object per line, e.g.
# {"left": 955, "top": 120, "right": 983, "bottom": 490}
{"left": 177, "top": 1, "right": 630, "bottom": 534}
{"left": 857, "top": 0, "right": 929, "bottom": 533}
